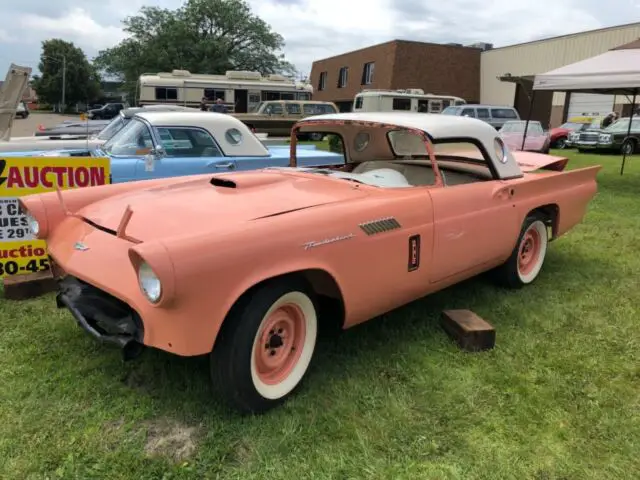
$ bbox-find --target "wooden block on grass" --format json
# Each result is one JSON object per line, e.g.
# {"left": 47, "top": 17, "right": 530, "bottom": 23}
{"left": 2, "top": 270, "right": 57, "bottom": 300}
{"left": 440, "top": 309, "right": 495, "bottom": 352}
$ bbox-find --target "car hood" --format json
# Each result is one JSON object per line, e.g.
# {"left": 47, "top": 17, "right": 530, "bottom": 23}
{"left": 76, "top": 170, "right": 369, "bottom": 242}
{"left": 550, "top": 127, "right": 569, "bottom": 136}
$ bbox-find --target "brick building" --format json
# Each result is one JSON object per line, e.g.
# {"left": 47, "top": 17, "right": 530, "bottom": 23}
{"left": 309, "top": 40, "right": 485, "bottom": 112}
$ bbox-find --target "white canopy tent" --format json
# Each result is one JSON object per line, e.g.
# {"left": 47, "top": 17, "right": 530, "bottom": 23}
{"left": 524, "top": 39, "right": 640, "bottom": 174}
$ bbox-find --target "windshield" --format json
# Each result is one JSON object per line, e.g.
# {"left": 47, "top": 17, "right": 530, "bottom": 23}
{"left": 500, "top": 121, "right": 543, "bottom": 134}
{"left": 250, "top": 102, "right": 264, "bottom": 113}
{"left": 441, "top": 106, "right": 461, "bottom": 115}
{"left": 95, "top": 116, "right": 128, "bottom": 140}
{"left": 604, "top": 118, "right": 640, "bottom": 133}
{"left": 559, "top": 122, "right": 584, "bottom": 130}
{"left": 588, "top": 118, "right": 602, "bottom": 129}
{"left": 102, "top": 118, "right": 154, "bottom": 156}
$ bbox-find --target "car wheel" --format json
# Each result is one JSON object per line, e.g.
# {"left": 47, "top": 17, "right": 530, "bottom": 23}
{"left": 555, "top": 137, "right": 567, "bottom": 149}
{"left": 492, "top": 215, "right": 549, "bottom": 289}
{"left": 210, "top": 277, "right": 318, "bottom": 414}
{"left": 621, "top": 139, "right": 635, "bottom": 155}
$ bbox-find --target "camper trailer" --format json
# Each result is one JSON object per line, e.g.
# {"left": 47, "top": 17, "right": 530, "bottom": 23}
{"left": 352, "top": 89, "right": 466, "bottom": 114}
{"left": 137, "top": 70, "right": 314, "bottom": 113}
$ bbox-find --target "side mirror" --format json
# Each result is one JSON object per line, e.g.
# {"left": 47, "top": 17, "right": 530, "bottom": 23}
{"left": 150, "top": 145, "right": 165, "bottom": 158}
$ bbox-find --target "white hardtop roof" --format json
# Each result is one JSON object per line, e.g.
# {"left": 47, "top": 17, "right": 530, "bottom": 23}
{"left": 533, "top": 44, "right": 640, "bottom": 93}
{"left": 296, "top": 112, "right": 523, "bottom": 179}
{"left": 133, "top": 110, "right": 270, "bottom": 157}
{"left": 299, "top": 111, "right": 500, "bottom": 141}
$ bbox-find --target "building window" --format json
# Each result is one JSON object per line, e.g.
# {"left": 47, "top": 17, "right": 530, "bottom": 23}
{"left": 155, "top": 87, "right": 178, "bottom": 100}
{"left": 337, "top": 67, "right": 349, "bottom": 88}
{"left": 361, "top": 62, "right": 375, "bottom": 85}
{"left": 392, "top": 98, "right": 411, "bottom": 111}
{"left": 318, "top": 71, "right": 327, "bottom": 91}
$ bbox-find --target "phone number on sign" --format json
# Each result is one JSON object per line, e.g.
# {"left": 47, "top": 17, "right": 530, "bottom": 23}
{"left": 0, "top": 257, "right": 51, "bottom": 276}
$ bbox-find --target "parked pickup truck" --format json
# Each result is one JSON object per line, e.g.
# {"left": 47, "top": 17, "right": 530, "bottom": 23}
{"left": 232, "top": 100, "right": 338, "bottom": 139}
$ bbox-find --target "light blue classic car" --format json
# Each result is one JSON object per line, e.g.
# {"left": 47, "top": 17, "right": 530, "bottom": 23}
{"left": 4, "top": 111, "right": 344, "bottom": 183}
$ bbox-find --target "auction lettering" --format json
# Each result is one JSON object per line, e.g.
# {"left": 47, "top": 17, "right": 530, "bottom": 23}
{"left": 0, "top": 165, "right": 105, "bottom": 189}
{"left": 0, "top": 244, "right": 50, "bottom": 275}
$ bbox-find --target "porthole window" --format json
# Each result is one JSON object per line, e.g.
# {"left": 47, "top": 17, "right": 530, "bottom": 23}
{"left": 225, "top": 128, "right": 243, "bottom": 145}
{"left": 494, "top": 137, "right": 508, "bottom": 163}
{"left": 354, "top": 131, "right": 370, "bottom": 152}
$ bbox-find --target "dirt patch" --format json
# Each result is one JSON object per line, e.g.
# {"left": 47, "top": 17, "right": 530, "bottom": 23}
{"left": 143, "top": 418, "right": 201, "bottom": 462}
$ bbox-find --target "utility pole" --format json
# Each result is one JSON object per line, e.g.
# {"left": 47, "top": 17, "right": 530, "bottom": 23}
{"left": 61, "top": 55, "right": 66, "bottom": 113}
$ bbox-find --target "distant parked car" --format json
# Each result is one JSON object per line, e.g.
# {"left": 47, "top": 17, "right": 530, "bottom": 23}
{"left": 15, "top": 101, "right": 29, "bottom": 119}
{"left": 442, "top": 104, "right": 520, "bottom": 130}
{"left": 33, "top": 119, "right": 111, "bottom": 137}
{"left": 499, "top": 120, "right": 550, "bottom": 153}
{"left": 574, "top": 116, "right": 640, "bottom": 155}
{"left": 87, "top": 102, "right": 127, "bottom": 120}
{"left": 549, "top": 119, "right": 594, "bottom": 148}
{"left": 0, "top": 105, "right": 197, "bottom": 153}
{"left": 232, "top": 100, "right": 339, "bottom": 139}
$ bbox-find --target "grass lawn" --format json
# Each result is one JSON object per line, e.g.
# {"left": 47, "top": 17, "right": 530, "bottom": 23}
{"left": 1, "top": 150, "right": 639, "bottom": 479}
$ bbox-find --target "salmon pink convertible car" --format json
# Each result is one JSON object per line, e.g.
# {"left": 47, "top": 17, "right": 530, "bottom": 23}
{"left": 19, "top": 112, "right": 601, "bottom": 414}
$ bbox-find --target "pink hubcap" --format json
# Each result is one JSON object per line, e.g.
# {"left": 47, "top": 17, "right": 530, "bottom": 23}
{"left": 518, "top": 227, "right": 541, "bottom": 275}
{"left": 254, "top": 303, "right": 306, "bottom": 385}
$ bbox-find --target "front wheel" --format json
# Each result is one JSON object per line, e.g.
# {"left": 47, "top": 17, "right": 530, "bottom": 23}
{"left": 492, "top": 215, "right": 549, "bottom": 289}
{"left": 554, "top": 137, "right": 567, "bottom": 149}
{"left": 210, "top": 277, "right": 318, "bottom": 414}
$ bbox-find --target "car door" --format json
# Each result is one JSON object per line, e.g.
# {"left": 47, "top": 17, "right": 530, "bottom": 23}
{"left": 134, "top": 126, "right": 237, "bottom": 180}
{"left": 426, "top": 142, "right": 521, "bottom": 283}
{"left": 476, "top": 107, "right": 491, "bottom": 125}
{"left": 260, "top": 102, "right": 286, "bottom": 135}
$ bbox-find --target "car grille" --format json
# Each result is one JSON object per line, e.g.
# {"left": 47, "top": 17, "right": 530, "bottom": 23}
{"left": 579, "top": 132, "right": 599, "bottom": 142}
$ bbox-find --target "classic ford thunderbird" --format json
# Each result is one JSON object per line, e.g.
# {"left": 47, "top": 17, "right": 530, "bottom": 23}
{"left": 3, "top": 111, "right": 345, "bottom": 180}
{"left": 20, "top": 112, "right": 600, "bottom": 414}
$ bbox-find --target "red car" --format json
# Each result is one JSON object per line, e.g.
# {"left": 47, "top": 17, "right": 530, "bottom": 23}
{"left": 550, "top": 120, "right": 593, "bottom": 149}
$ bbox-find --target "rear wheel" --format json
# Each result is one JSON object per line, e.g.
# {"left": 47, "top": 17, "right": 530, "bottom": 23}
{"left": 210, "top": 277, "right": 318, "bottom": 414}
{"left": 493, "top": 215, "right": 549, "bottom": 289}
{"left": 622, "top": 139, "right": 635, "bottom": 155}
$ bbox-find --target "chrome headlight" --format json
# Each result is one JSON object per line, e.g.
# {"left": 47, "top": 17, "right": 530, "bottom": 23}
{"left": 138, "top": 262, "right": 162, "bottom": 303}
{"left": 24, "top": 211, "right": 40, "bottom": 236}
{"left": 599, "top": 134, "right": 612, "bottom": 143}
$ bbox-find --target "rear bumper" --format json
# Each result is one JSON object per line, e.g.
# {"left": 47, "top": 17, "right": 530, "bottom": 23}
{"left": 56, "top": 275, "right": 145, "bottom": 355}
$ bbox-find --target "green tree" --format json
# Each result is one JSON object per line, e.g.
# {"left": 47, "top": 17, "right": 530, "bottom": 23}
{"left": 31, "top": 39, "right": 101, "bottom": 110}
{"left": 94, "top": 0, "right": 295, "bottom": 92}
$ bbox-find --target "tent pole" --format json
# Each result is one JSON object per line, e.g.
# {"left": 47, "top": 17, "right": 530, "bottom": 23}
{"left": 521, "top": 89, "right": 536, "bottom": 151}
{"left": 620, "top": 88, "right": 637, "bottom": 176}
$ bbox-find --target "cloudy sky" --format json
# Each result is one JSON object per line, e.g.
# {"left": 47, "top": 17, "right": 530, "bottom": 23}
{"left": 0, "top": 0, "right": 639, "bottom": 78}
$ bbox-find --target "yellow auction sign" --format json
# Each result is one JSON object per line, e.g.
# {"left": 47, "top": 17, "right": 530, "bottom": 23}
{"left": 0, "top": 156, "right": 111, "bottom": 278}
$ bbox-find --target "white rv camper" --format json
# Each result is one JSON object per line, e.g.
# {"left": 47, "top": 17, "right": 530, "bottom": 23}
{"left": 352, "top": 89, "right": 466, "bottom": 114}
{"left": 137, "top": 69, "right": 314, "bottom": 113}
